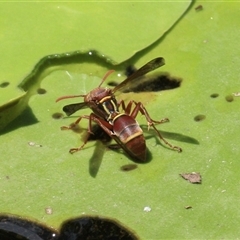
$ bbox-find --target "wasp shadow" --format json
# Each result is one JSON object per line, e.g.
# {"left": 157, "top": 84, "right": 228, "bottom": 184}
{"left": 86, "top": 124, "right": 111, "bottom": 178}
{"left": 107, "top": 144, "right": 152, "bottom": 164}
{"left": 86, "top": 124, "right": 153, "bottom": 177}
{"left": 141, "top": 124, "right": 199, "bottom": 148}
{"left": 88, "top": 140, "right": 106, "bottom": 178}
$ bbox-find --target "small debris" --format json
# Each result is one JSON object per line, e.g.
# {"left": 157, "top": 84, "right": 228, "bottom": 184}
{"left": 184, "top": 205, "right": 192, "bottom": 209}
{"left": 232, "top": 92, "right": 240, "bottom": 97}
{"left": 28, "top": 141, "right": 42, "bottom": 147}
{"left": 195, "top": 5, "right": 203, "bottom": 12}
{"left": 143, "top": 206, "right": 151, "bottom": 212}
{"left": 180, "top": 172, "right": 202, "bottom": 184}
{"left": 45, "top": 207, "right": 53, "bottom": 215}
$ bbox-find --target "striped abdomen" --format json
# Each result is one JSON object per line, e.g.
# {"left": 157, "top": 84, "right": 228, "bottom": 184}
{"left": 112, "top": 114, "right": 147, "bottom": 162}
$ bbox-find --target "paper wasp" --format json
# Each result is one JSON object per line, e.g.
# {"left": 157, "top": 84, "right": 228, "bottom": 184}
{"left": 56, "top": 58, "right": 182, "bottom": 162}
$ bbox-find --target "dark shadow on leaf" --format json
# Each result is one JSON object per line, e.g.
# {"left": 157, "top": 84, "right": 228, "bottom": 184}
{"left": 141, "top": 125, "right": 199, "bottom": 146}
{"left": 160, "top": 130, "right": 199, "bottom": 145}
{"left": 107, "top": 143, "right": 152, "bottom": 164}
{"left": 108, "top": 73, "right": 182, "bottom": 93}
{"left": 87, "top": 124, "right": 152, "bottom": 171}
{"left": 87, "top": 125, "right": 111, "bottom": 177}
{"left": 0, "top": 106, "right": 39, "bottom": 135}
{"left": 0, "top": 214, "right": 58, "bottom": 239}
{"left": 59, "top": 215, "right": 138, "bottom": 240}
{"left": 89, "top": 141, "right": 105, "bottom": 178}
{"left": 125, "top": 73, "right": 181, "bottom": 93}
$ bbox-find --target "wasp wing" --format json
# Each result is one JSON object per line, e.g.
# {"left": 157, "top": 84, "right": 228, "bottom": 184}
{"left": 63, "top": 102, "right": 88, "bottom": 116}
{"left": 112, "top": 57, "right": 165, "bottom": 93}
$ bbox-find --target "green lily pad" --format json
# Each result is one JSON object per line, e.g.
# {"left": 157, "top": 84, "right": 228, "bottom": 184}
{"left": 2, "top": 1, "right": 240, "bottom": 239}
{"left": 0, "top": 2, "right": 190, "bottom": 101}
{"left": 0, "top": 1, "right": 191, "bottom": 131}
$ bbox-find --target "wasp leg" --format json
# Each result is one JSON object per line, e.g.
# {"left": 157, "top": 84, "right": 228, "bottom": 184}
{"left": 118, "top": 100, "right": 132, "bottom": 115}
{"left": 60, "top": 114, "right": 86, "bottom": 131}
{"left": 63, "top": 115, "right": 94, "bottom": 154}
{"left": 119, "top": 100, "right": 169, "bottom": 125}
{"left": 122, "top": 100, "right": 182, "bottom": 152}
{"left": 69, "top": 114, "right": 114, "bottom": 154}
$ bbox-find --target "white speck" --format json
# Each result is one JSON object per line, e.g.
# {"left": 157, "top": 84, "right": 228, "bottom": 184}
{"left": 210, "top": 17, "right": 213, "bottom": 20}
{"left": 221, "top": 190, "right": 226, "bottom": 193}
{"left": 232, "top": 92, "right": 240, "bottom": 97}
{"left": 28, "top": 141, "right": 35, "bottom": 146}
{"left": 89, "top": 51, "right": 92, "bottom": 55}
{"left": 45, "top": 207, "right": 53, "bottom": 215}
{"left": 28, "top": 141, "right": 42, "bottom": 147}
{"left": 117, "top": 73, "right": 121, "bottom": 77}
{"left": 143, "top": 206, "right": 151, "bottom": 212}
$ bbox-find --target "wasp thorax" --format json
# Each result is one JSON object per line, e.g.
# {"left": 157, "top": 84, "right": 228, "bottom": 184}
{"left": 84, "top": 87, "right": 113, "bottom": 103}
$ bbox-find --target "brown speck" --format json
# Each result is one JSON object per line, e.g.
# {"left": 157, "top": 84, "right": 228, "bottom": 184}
{"left": 180, "top": 172, "right": 202, "bottom": 184}
{"left": 52, "top": 112, "right": 64, "bottom": 119}
{"left": 0, "top": 82, "right": 10, "bottom": 88}
{"left": 184, "top": 205, "right": 192, "bottom": 209}
{"left": 195, "top": 5, "right": 203, "bottom": 11}
{"left": 107, "top": 81, "right": 119, "bottom": 87}
{"left": 194, "top": 114, "right": 206, "bottom": 122}
{"left": 120, "top": 164, "right": 138, "bottom": 172}
{"left": 210, "top": 93, "right": 219, "bottom": 98}
{"left": 37, "top": 88, "right": 47, "bottom": 94}
{"left": 225, "top": 95, "right": 234, "bottom": 102}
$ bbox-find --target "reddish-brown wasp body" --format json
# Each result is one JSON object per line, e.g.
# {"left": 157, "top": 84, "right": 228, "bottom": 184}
{"left": 56, "top": 58, "right": 182, "bottom": 162}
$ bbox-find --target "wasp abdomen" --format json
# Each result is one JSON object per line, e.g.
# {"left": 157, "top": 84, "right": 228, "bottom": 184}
{"left": 113, "top": 115, "right": 147, "bottom": 162}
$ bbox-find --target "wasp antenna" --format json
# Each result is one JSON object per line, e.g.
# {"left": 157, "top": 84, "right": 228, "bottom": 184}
{"left": 56, "top": 94, "right": 85, "bottom": 102}
{"left": 98, "top": 70, "right": 115, "bottom": 87}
